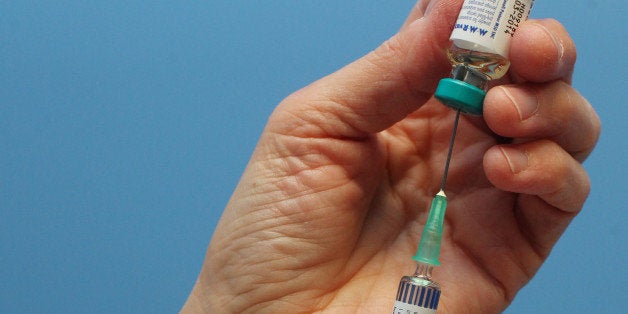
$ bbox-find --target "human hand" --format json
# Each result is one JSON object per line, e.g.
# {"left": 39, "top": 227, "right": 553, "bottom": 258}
{"left": 183, "top": 0, "right": 600, "bottom": 313}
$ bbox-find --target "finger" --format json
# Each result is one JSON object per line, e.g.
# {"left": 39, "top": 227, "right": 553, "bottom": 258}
{"left": 483, "top": 81, "right": 601, "bottom": 162}
{"left": 400, "top": 0, "right": 433, "bottom": 29}
{"left": 512, "top": 194, "right": 575, "bottom": 257}
{"left": 268, "top": 0, "right": 464, "bottom": 138}
{"left": 483, "top": 140, "right": 591, "bottom": 213}
{"left": 508, "top": 19, "right": 577, "bottom": 84}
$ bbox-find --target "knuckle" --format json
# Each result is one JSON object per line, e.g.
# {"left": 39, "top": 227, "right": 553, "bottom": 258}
{"left": 532, "top": 141, "right": 589, "bottom": 212}
{"left": 370, "top": 36, "right": 405, "bottom": 70}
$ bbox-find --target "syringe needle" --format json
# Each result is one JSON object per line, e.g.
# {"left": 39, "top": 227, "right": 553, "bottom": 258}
{"left": 414, "top": 108, "right": 460, "bottom": 266}
{"left": 439, "top": 109, "right": 461, "bottom": 192}
{"left": 395, "top": 110, "right": 461, "bottom": 314}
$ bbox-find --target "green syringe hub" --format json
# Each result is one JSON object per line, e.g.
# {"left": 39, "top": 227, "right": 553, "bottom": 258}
{"left": 413, "top": 191, "right": 448, "bottom": 266}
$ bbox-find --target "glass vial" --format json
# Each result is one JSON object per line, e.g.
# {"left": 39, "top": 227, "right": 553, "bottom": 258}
{"left": 392, "top": 263, "right": 441, "bottom": 314}
{"left": 435, "top": 0, "right": 535, "bottom": 115}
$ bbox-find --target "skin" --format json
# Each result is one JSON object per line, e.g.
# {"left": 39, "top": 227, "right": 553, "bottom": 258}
{"left": 182, "top": 0, "right": 601, "bottom": 313}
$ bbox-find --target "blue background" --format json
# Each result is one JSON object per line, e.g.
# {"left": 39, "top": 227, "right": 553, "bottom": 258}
{"left": 2, "top": 1, "right": 626, "bottom": 313}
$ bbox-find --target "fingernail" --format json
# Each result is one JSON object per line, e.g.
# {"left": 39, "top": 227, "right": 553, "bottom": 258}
{"left": 500, "top": 146, "right": 529, "bottom": 174}
{"left": 499, "top": 86, "right": 539, "bottom": 121}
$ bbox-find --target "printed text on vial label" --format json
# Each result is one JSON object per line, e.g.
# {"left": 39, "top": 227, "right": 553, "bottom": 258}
{"left": 454, "top": 0, "right": 529, "bottom": 39}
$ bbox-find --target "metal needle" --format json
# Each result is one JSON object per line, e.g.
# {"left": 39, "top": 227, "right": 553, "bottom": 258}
{"left": 439, "top": 109, "right": 461, "bottom": 192}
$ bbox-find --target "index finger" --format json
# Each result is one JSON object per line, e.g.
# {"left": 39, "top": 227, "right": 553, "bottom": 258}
{"left": 401, "top": 0, "right": 432, "bottom": 29}
{"left": 267, "top": 1, "right": 464, "bottom": 138}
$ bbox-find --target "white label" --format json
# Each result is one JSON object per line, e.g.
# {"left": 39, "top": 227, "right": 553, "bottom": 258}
{"left": 393, "top": 301, "right": 436, "bottom": 314}
{"left": 450, "top": 0, "right": 534, "bottom": 57}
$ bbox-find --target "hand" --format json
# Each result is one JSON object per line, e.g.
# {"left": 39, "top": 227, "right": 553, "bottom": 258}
{"left": 183, "top": 1, "right": 600, "bottom": 313}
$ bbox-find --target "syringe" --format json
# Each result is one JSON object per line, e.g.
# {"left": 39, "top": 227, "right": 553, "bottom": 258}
{"left": 392, "top": 0, "right": 534, "bottom": 310}
{"left": 392, "top": 110, "right": 460, "bottom": 314}
{"left": 414, "top": 108, "right": 460, "bottom": 267}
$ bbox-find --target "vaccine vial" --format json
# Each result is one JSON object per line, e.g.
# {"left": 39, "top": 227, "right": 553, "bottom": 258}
{"left": 392, "top": 262, "right": 441, "bottom": 314}
{"left": 435, "top": 0, "right": 535, "bottom": 115}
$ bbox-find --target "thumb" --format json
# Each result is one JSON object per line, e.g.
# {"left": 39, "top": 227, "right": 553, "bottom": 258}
{"left": 268, "top": 0, "right": 463, "bottom": 138}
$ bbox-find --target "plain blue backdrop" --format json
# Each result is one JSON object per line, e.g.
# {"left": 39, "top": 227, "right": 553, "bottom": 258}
{"left": 2, "top": 1, "right": 626, "bottom": 313}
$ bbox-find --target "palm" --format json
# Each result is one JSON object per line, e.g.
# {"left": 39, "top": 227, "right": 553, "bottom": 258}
{"left": 324, "top": 103, "right": 524, "bottom": 314}
{"left": 300, "top": 101, "right": 523, "bottom": 314}
{"left": 207, "top": 98, "right": 539, "bottom": 313}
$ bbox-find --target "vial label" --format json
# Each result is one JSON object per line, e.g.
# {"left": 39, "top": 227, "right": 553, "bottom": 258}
{"left": 392, "top": 281, "right": 440, "bottom": 314}
{"left": 450, "top": 0, "right": 534, "bottom": 57}
{"left": 393, "top": 301, "right": 436, "bottom": 314}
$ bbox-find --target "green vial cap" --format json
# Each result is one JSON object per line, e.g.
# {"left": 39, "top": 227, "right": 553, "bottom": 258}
{"left": 413, "top": 192, "right": 447, "bottom": 266}
{"left": 435, "top": 78, "right": 486, "bottom": 116}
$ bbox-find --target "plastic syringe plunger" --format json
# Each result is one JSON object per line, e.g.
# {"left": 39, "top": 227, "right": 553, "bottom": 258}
{"left": 413, "top": 190, "right": 448, "bottom": 266}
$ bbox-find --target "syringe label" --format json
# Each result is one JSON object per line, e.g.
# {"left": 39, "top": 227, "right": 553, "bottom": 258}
{"left": 392, "top": 281, "right": 440, "bottom": 313}
{"left": 393, "top": 301, "right": 436, "bottom": 314}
